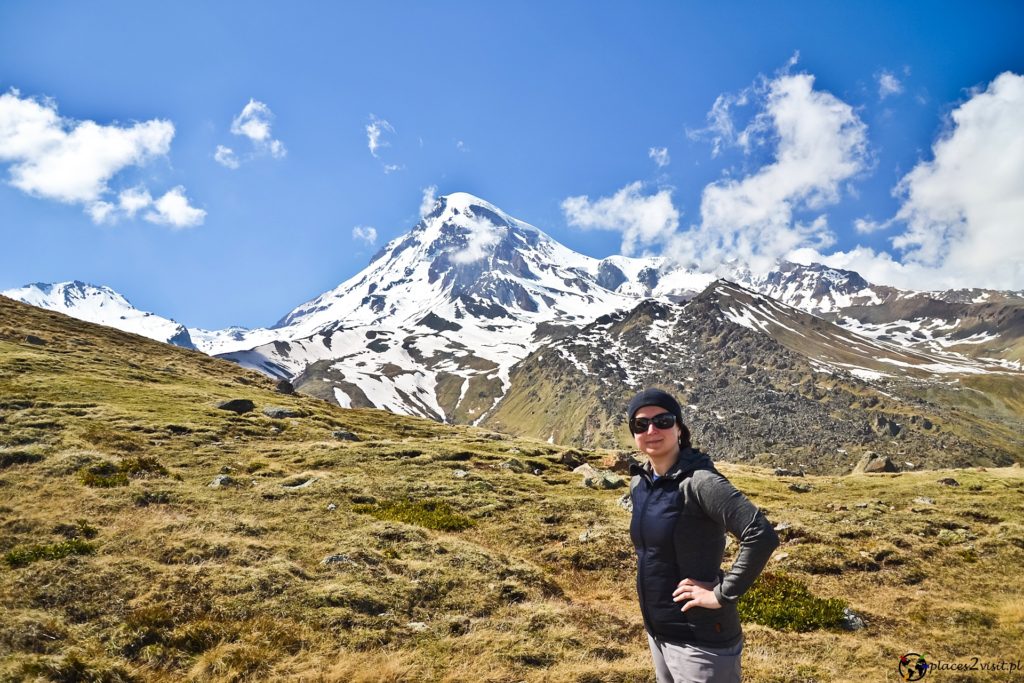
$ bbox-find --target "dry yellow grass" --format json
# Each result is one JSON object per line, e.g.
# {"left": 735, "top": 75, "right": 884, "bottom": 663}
{"left": 1, "top": 296, "right": 1023, "bottom": 682}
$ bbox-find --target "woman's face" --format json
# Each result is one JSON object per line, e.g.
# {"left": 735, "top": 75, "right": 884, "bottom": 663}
{"left": 632, "top": 405, "right": 682, "bottom": 461}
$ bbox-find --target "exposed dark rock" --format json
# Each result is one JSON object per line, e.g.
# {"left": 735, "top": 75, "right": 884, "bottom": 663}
{"left": 25, "top": 335, "right": 46, "bottom": 345}
{"left": 333, "top": 430, "right": 360, "bottom": 441}
{"left": 215, "top": 399, "right": 255, "bottom": 414}
{"left": 938, "top": 478, "right": 960, "bottom": 487}
{"left": 275, "top": 379, "right": 295, "bottom": 394}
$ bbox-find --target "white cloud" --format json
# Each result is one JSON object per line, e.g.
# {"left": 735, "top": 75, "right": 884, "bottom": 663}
{"left": 853, "top": 217, "right": 888, "bottom": 234}
{"left": 352, "top": 225, "right": 378, "bottom": 245}
{"left": 878, "top": 70, "right": 904, "bottom": 100}
{"left": 143, "top": 186, "right": 205, "bottom": 229}
{"left": 881, "top": 71, "right": 1024, "bottom": 289}
{"left": 383, "top": 163, "right": 403, "bottom": 174}
{"left": 649, "top": 146, "right": 670, "bottom": 168}
{"left": 214, "top": 144, "right": 240, "bottom": 169}
{"left": 0, "top": 88, "right": 203, "bottom": 227}
{"left": 450, "top": 216, "right": 501, "bottom": 265}
{"left": 562, "top": 181, "right": 679, "bottom": 256}
{"left": 366, "top": 114, "right": 394, "bottom": 158}
{"left": 118, "top": 185, "right": 153, "bottom": 217}
{"left": 0, "top": 88, "right": 174, "bottom": 206}
{"left": 674, "top": 72, "right": 869, "bottom": 274}
{"left": 230, "top": 99, "right": 286, "bottom": 158}
{"left": 456, "top": 140, "right": 468, "bottom": 152}
{"left": 420, "top": 185, "right": 439, "bottom": 218}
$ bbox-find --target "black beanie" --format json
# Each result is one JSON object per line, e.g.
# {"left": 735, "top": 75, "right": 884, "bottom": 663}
{"left": 627, "top": 387, "right": 691, "bottom": 449}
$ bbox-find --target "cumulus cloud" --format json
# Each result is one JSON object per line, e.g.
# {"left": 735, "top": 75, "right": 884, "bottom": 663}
{"left": 214, "top": 144, "right": 240, "bottom": 169}
{"left": 881, "top": 71, "right": 1024, "bottom": 288}
{"left": 366, "top": 114, "right": 394, "bottom": 158}
{"left": 0, "top": 88, "right": 173, "bottom": 205}
{"left": 649, "top": 146, "right": 670, "bottom": 168}
{"left": 419, "top": 185, "right": 439, "bottom": 218}
{"left": 0, "top": 88, "right": 203, "bottom": 227}
{"left": 450, "top": 216, "right": 501, "bottom": 264}
{"left": 143, "top": 186, "right": 205, "bottom": 229}
{"left": 878, "top": 70, "right": 904, "bottom": 99}
{"left": 562, "top": 181, "right": 679, "bottom": 256}
{"left": 672, "top": 71, "right": 869, "bottom": 274}
{"left": 352, "top": 225, "right": 378, "bottom": 245}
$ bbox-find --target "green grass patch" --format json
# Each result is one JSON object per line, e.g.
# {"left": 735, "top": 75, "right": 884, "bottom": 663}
{"left": 4, "top": 538, "right": 96, "bottom": 569}
{"left": 737, "top": 572, "right": 847, "bottom": 632}
{"left": 81, "top": 456, "right": 169, "bottom": 487}
{"left": 352, "top": 499, "right": 475, "bottom": 532}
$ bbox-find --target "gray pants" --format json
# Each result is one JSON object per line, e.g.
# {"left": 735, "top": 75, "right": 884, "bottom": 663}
{"left": 647, "top": 633, "right": 743, "bottom": 683}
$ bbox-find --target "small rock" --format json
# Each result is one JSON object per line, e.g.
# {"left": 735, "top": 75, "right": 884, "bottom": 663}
{"left": 220, "top": 465, "right": 235, "bottom": 474}
{"left": 452, "top": 469, "right": 469, "bottom": 479}
{"left": 282, "top": 477, "right": 316, "bottom": 489}
{"left": 275, "top": 379, "right": 295, "bottom": 394}
{"left": 332, "top": 430, "right": 360, "bottom": 442}
{"left": 604, "top": 451, "right": 639, "bottom": 474}
{"left": 584, "top": 473, "right": 626, "bottom": 490}
{"left": 774, "top": 522, "right": 792, "bottom": 531}
{"left": 841, "top": 608, "right": 866, "bottom": 631}
{"left": 912, "top": 497, "right": 934, "bottom": 506}
{"left": 263, "top": 406, "right": 301, "bottom": 419}
{"left": 209, "top": 475, "right": 235, "bottom": 488}
{"left": 321, "top": 554, "right": 354, "bottom": 566}
{"left": 406, "top": 621, "right": 428, "bottom": 632}
{"left": 25, "top": 335, "right": 46, "bottom": 346}
{"left": 774, "top": 467, "right": 804, "bottom": 477}
{"left": 499, "top": 458, "right": 527, "bottom": 473}
{"left": 215, "top": 399, "right": 255, "bottom": 414}
{"left": 617, "top": 492, "right": 633, "bottom": 512}
{"left": 573, "top": 463, "right": 601, "bottom": 480}
{"left": 772, "top": 552, "right": 789, "bottom": 562}
{"left": 327, "top": 503, "right": 337, "bottom": 511}
{"left": 853, "top": 452, "right": 897, "bottom": 474}
{"left": 788, "top": 483, "right": 812, "bottom": 493}
{"left": 938, "top": 477, "right": 960, "bottom": 487}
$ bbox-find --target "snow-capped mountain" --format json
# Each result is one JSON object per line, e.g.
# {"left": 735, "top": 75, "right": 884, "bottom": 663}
{"left": 1, "top": 281, "right": 196, "bottom": 350}
{"left": 8, "top": 193, "right": 1022, "bottom": 430}
{"left": 218, "top": 192, "right": 671, "bottom": 420}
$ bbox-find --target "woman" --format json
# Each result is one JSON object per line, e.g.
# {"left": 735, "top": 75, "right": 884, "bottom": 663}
{"left": 627, "top": 388, "right": 778, "bottom": 683}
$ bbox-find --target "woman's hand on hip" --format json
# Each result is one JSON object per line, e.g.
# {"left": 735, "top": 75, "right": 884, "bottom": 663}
{"left": 672, "top": 578, "right": 722, "bottom": 612}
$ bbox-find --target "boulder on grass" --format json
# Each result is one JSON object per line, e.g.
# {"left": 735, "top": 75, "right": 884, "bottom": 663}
{"left": 216, "top": 399, "right": 254, "bottom": 414}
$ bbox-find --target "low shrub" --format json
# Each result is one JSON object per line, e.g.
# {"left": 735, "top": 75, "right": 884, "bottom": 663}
{"left": 737, "top": 572, "right": 847, "bottom": 632}
{"left": 352, "top": 499, "right": 475, "bottom": 531}
{"left": 4, "top": 538, "right": 96, "bottom": 568}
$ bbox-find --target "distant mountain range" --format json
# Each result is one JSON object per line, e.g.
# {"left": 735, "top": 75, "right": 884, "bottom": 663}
{"left": 5, "top": 192, "right": 1022, "bottom": 470}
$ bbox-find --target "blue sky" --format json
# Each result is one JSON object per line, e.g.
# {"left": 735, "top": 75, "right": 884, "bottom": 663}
{"left": 1, "top": 1, "right": 1022, "bottom": 329}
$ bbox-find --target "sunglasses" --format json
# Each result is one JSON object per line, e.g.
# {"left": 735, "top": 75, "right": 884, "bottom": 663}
{"left": 629, "top": 412, "right": 677, "bottom": 434}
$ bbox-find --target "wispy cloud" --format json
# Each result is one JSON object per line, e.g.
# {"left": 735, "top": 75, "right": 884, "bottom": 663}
{"left": 0, "top": 88, "right": 203, "bottom": 226}
{"left": 877, "top": 70, "right": 904, "bottom": 100}
{"left": 673, "top": 69, "right": 869, "bottom": 274}
{"left": 366, "top": 114, "right": 394, "bottom": 158}
{"left": 383, "top": 163, "right": 404, "bottom": 174}
{"left": 420, "top": 185, "right": 439, "bottom": 218}
{"left": 450, "top": 216, "right": 501, "bottom": 264}
{"left": 562, "top": 181, "right": 679, "bottom": 256}
{"left": 352, "top": 225, "right": 378, "bottom": 245}
{"left": 217, "top": 99, "right": 286, "bottom": 168}
{"left": 648, "top": 146, "right": 670, "bottom": 168}
{"left": 214, "top": 144, "right": 240, "bottom": 169}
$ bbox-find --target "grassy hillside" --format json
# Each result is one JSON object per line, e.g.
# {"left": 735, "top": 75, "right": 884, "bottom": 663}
{"left": 2, "top": 295, "right": 1023, "bottom": 682}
